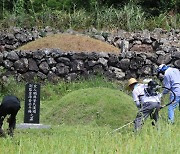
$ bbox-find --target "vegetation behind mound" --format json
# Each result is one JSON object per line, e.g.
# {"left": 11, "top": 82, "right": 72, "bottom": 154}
{"left": 43, "top": 87, "right": 136, "bottom": 128}
{"left": 1, "top": 1, "right": 179, "bottom": 31}
{"left": 18, "top": 34, "right": 120, "bottom": 54}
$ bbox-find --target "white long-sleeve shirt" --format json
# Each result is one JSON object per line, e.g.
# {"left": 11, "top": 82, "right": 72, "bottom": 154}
{"left": 132, "top": 83, "right": 161, "bottom": 108}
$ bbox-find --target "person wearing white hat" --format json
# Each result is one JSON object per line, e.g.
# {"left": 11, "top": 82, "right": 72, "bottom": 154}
{"left": 157, "top": 64, "right": 180, "bottom": 123}
{"left": 128, "top": 78, "right": 161, "bottom": 131}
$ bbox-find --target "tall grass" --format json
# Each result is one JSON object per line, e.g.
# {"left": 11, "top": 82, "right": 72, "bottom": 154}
{"left": 40, "top": 76, "right": 120, "bottom": 101}
{"left": 1, "top": 117, "right": 180, "bottom": 154}
{"left": 0, "top": 2, "right": 179, "bottom": 31}
{"left": 0, "top": 75, "right": 119, "bottom": 100}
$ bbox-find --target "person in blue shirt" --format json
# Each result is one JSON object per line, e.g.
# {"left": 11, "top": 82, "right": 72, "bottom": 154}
{"left": 0, "top": 95, "right": 21, "bottom": 137}
{"left": 157, "top": 64, "right": 180, "bottom": 123}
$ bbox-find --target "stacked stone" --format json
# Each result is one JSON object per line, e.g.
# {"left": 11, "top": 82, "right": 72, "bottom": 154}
{"left": 0, "top": 27, "right": 179, "bottom": 81}
{"left": 0, "top": 48, "right": 179, "bottom": 81}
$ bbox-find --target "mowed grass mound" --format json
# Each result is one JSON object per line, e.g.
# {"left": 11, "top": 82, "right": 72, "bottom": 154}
{"left": 18, "top": 34, "right": 120, "bottom": 54}
{"left": 44, "top": 87, "right": 136, "bottom": 128}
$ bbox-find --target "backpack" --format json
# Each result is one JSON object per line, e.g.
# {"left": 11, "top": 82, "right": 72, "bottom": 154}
{"left": 144, "top": 80, "right": 159, "bottom": 96}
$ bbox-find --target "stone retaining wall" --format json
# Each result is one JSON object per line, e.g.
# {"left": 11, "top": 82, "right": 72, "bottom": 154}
{"left": 0, "top": 27, "right": 180, "bottom": 81}
{"left": 0, "top": 49, "right": 179, "bottom": 82}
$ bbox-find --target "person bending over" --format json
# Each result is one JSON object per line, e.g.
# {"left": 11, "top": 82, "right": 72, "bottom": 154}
{"left": 128, "top": 78, "right": 161, "bottom": 131}
{"left": 0, "top": 95, "right": 21, "bottom": 137}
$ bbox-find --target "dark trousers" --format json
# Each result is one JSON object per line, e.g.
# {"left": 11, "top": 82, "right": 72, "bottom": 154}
{"left": 134, "top": 102, "right": 160, "bottom": 131}
{"left": 0, "top": 95, "right": 20, "bottom": 136}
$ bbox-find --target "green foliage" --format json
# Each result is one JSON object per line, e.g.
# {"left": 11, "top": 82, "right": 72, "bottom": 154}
{"left": 0, "top": 117, "right": 180, "bottom": 153}
{"left": 120, "top": 3, "right": 145, "bottom": 31}
{"left": 31, "top": 0, "right": 95, "bottom": 12}
{"left": 40, "top": 76, "right": 119, "bottom": 101}
{"left": 0, "top": 75, "right": 123, "bottom": 123}
{"left": 0, "top": 76, "right": 25, "bottom": 100}
{"left": 42, "top": 87, "right": 136, "bottom": 128}
{"left": 0, "top": 67, "right": 24, "bottom": 98}
{"left": 145, "top": 12, "right": 180, "bottom": 30}
{"left": 13, "top": 0, "right": 25, "bottom": 16}
{"left": 0, "top": 0, "right": 14, "bottom": 18}
{"left": 137, "top": 0, "right": 179, "bottom": 16}
{"left": 0, "top": 0, "right": 180, "bottom": 31}
{"left": 0, "top": 75, "right": 132, "bottom": 128}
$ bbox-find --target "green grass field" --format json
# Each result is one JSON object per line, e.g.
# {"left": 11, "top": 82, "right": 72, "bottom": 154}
{"left": 0, "top": 77, "right": 179, "bottom": 154}
{"left": 1, "top": 119, "right": 180, "bottom": 154}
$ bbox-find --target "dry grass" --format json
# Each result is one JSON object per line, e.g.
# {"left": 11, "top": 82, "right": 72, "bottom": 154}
{"left": 18, "top": 34, "right": 120, "bottom": 54}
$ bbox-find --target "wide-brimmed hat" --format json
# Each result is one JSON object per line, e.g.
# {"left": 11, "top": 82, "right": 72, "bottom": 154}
{"left": 128, "top": 78, "right": 138, "bottom": 87}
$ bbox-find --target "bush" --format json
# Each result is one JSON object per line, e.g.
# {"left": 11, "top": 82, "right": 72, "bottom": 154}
{"left": 0, "top": 0, "right": 179, "bottom": 31}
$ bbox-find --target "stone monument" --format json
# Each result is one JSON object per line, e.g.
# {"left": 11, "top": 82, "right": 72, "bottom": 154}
{"left": 17, "top": 83, "right": 50, "bottom": 129}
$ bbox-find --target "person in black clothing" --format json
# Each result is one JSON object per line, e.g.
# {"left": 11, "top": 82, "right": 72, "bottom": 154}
{"left": 0, "top": 95, "right": 21, "bottom": 137}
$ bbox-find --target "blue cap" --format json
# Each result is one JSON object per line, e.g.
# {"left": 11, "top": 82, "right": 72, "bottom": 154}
{"left": 157, "top": 64, "right": 169, "bottom": 73}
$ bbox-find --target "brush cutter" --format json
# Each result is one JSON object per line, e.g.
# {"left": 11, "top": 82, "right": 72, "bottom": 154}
{"left": 160, "top": 87, "right": 176, "bottom": 109}
{"left": 109, "top": 86, "right": 176, "bottom": 134}
{"left": 109, "top": 121, "right": 134, "bottom": 134}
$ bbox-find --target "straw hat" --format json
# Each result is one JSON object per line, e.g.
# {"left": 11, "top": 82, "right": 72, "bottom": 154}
{"left": 128, "top": 78, "right": 138, "bottom": 87}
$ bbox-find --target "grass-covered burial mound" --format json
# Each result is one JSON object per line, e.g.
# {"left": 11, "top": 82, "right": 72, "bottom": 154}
{"left": 18, "top": 34, "right": 120, "bottom": 54}
{"left": 44, "top": 87, "right": 136, "bottom": 128}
